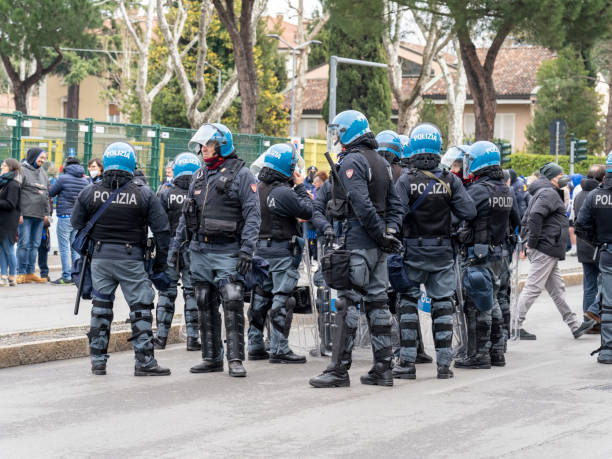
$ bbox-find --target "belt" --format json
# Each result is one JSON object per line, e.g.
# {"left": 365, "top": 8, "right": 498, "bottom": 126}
{"left": 195, "top": 234, "right": 238, "bottom": 244}
{"left": 257, "top": 239, "right": 291, "bottom": 249}
{"left": 404, "top": 237, "right": 452, "bottom": 247}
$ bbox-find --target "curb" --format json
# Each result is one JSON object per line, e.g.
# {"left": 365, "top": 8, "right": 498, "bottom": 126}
{"left": 0, "top": 271, "right": 584, "bottom": 369}
{"left": 0, "top": 322, "right": 185, "bottom": 369}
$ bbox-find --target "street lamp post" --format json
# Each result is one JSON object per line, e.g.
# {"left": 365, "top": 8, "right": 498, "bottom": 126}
{"left": 266, "top": 34, "right": 321, "bottom": 138}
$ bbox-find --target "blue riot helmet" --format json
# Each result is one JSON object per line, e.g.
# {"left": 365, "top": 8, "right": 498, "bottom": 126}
{"left": 173, "top": 152, "right": 201, "bottom": 178}
{"left": 607, "top": 151, "right": 612, "bottom": 173}
{"left": 409, "top": 123, "right": 442, "bottom": 156}
{"left": 327, "top": 110, "right": 370, "bottom": 155}
{"left": 375, "top": 130, "right": 402, "bottom": 159}
{"left": 398, "top": 134, "right": 412, "bottom": 159}
{"left": 102, "top": 141, "right": 136, "bottom": 174}
{"left": 188, "top": 123, "right": 234, "bottom": 157}
{"left": 463, "top": 141, "right": 500, "bottom": 177}
{"left": 251, "top": 143, "right": 305, "bottom": 180}
{"left": 441, "top": 145, "right": 469, "bottom": 170}
{"left": 261, "top": 143, "right": 302, "bottom": 178}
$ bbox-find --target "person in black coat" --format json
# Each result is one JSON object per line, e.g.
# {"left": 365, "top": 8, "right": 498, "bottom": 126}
{"left": 0, "top": 158, "right": 22, "bottom": 286}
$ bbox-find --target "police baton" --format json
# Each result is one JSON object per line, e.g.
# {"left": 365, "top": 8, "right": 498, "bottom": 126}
{"left": 74, "top": 251, "right": 92, "bottom": 315}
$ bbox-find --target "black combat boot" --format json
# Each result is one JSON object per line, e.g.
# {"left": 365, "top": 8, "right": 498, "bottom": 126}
{"left": 455, "top": 318, "right": 492, "bottom": 369}
{"left": 309, "top": 298, "right": 355, "bottom": 388}
{"left": 360, "top": 361, "right": 394, "bottom": 386}
{"left": 490, "top": 349, "right": 506, "bottom": 367}
{"left": 392, "top": 361, "right": 416, "bottom": 379}
{"left": 153, "top": 336, "right": 167, "bottom": 350}
{"left": 437, "top": 365, "right": 454, "bottom": 379}
{"left": 190, "top": 360, "right": 223, "bottom": 373}
{"left": 134, "top": 364, "right": 171, "bottom": 376}
{"left": 269, "top": 350, "right": 306, "bottom": 364}
{"left": 228, "top": 360, "right": 247, "bottom": 377}
{"left": 519, "top": 328, "right": 537, "bottom": 340}
{"left": 248, "top": 349, "right": 269, "bottom": 360}
{"left": 91, "top": 363, "right": 106, "bottom": 375}
{"left": 186, "top": 337, "right": 201, "bottom": 351}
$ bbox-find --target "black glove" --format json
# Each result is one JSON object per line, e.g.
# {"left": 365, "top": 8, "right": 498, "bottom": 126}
{"left": 323, "top": 227, "right": 335, "bottom": 245}
{"left": 377, "top": 232, "right": 402, "bottom": 254}
{"left": 237, "top": 251, "right": 253, "bottom": 276}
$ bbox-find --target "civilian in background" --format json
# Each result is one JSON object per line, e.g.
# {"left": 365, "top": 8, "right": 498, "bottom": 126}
{"left": 17, "top": 148, "right": 51, "bottom": 284}
{"left": 517, "top": 163, "right": 581, "bottom": 340}
{"left": 304, "top": 165, "right": 318, "bottom": 194}
{"left": 0, "top": 159, "right": 22, "bottom": 287}
{"left": 508, "top": 168, "right": 530, "bottom": 218}
{"left": 49, "top": 156, "right": 90, "bottom": 284}
{"left": 157, "top": 161, "right": 174, "bottom": 194}
{"left": 88, "top": 158, "right": 103, "bottom": 183}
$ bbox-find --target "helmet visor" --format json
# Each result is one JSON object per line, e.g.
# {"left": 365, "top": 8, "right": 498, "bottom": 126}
{"left": 328, "top": 125, "right": 343, "bottom": 155}
{"left": 463, "top": 152, "right": 473, "bottom": 178}
{"left": 188, "top": 125, "right": 222, "bottom": 154}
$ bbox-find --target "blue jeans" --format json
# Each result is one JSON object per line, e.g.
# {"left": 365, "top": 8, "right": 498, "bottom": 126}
{"left": 57, "top": 216, "right": 78, "bottom": 280}
{"left": 582, "top": 262, "right": 600, "bottom": 313}
{"left": 0, "top": 236, "right": 17, "bottom": 276}
{"left": 17, "top": 217, "right": 44, "bottom": 275}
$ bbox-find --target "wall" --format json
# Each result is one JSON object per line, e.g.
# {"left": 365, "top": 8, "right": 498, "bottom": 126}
{"left": 44, "top": 75, "right": 110, "bottom": 122}
{"left": 462, "top": 102, "right": 533, "bottom": 150}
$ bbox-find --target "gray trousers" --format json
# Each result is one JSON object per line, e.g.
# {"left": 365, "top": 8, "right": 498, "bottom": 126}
{"left": 518, "top": 248, "right": 580, "bottom": 331}
{"left": 90, "top": 258, "right": 157, "bottom": 369}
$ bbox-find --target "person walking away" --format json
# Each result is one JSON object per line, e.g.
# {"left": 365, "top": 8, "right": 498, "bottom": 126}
{"left": 17, "top": 148, "right": 50, "bottom": 284}
{"left": 0, "top": 159, "right": 22, "bottom": 287}
{"left": 517, "top": 163, "right": 581, "bottom": 339}
{"left": 49, "top": 156, "right": 89, "bottom": 284}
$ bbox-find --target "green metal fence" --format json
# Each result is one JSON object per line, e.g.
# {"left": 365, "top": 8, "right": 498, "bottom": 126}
{"left": 0, "top": 112, "right": 291, "bottom": 190}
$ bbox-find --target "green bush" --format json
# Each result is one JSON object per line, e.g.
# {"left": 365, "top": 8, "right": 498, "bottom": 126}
{"left": 506, "top": 153, "right": 605, "bottom": 177}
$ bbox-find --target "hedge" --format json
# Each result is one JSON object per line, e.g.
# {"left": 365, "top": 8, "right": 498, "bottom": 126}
{"left": 506, "top": 153, "right": 605, "bottom": 177}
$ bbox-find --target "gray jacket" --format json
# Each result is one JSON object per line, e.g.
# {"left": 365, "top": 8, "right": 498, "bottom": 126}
{"left": 20, "top": 162, "right": 50, "bottom": 219}
{"left": 521, "top": 176, "right": 568, "bottom": 260}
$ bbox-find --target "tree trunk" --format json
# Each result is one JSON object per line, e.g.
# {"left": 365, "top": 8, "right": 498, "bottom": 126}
{"left": 12, "top": 83, "right": 28, "bottom": 113}
{"left": 66, "top": 83, "right": 80, "bottom": 118}
{"left": 605, "top": 42, "right": 612, "bottom": 153}
{"left": 213, "top": 0, "right": 259, "bottom": 134}
{"left": 456, "top": 20, "right": 512, "bottom": 141}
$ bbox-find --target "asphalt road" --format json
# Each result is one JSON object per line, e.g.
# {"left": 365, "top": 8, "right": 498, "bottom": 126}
{"left": 1, "top": 285, "right": 612, "bottom": 458}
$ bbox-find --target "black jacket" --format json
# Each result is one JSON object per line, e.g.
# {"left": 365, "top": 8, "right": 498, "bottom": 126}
{"left": 521, "top": 176, "right": 569, "bottom": 260}
{"left": 0, "top": 178, "right": 21, "bottom": 243}
{"left": 573, "top": 177, "right": 600, "bottom": 264}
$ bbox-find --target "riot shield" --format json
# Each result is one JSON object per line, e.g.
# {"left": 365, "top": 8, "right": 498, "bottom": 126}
{"left": 509, "top": 238, "right": 521, "bottom": 341}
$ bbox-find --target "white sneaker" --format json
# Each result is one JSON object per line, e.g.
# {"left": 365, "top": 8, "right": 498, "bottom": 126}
{"left": 0, "top": 276, "right": 8, "bottom": 287}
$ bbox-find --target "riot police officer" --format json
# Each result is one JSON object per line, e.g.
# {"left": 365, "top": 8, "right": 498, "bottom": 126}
{"left": 172, "top": 123, "right": 260, "bottom": 378}
{"left": 575, "top": 152, "right": 612, "bottom": 364}
{"left": 309, "top": 110, "right": 404, "bottom": 388}
{"left": 376, "top": 130, "right": 403, "bottom": 182}
{"left": 455, "top": 141, "right": 520, "bottom": 369}
{"left": 441, "top": 145, "right": 470, "bottom": 181}
{"left": 393, "top": 124, "right": 476, "bottom": 379}
{"left": 247, "top": 144, "right": 313, "bottom": 363}
{"left": 154, "top": 153, "right": 202, "bottom": 351}
{"left": 71, "top": 142, "right": 171, "bottom": 376}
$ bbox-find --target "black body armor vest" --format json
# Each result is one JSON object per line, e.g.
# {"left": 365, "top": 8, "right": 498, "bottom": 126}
{"left": 193, "top": 158, "right": 245, "bottom": 239}
{"left": 402, "top": 169, "right": 453, "bottom": 238}
{"left": 591, "top": 187, "right": 612, "bottom": 244}
{"left": 327, "top": 148, "right": 391, "bottom": 220}
{"left": 258, "top": 181, "right": 300, "bottom": 241}
{"left": 89, "top": 180, "right": 147, "bottom": 245}
{"left": 166, "top": 185, "right": 189, "bottom": 236}
{"left": 473, "top": 180, "right": 514, "bottom": 245}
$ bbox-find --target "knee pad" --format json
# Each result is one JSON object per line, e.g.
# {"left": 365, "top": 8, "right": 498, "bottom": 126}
{"left": 220, "top": 282, "right": 244, "bottom": 311}
{"left": 369, "top": 308, "right": 393, "bottom": 337}
{"left": 464, "top": 266, "right": 494, "bottom": 312}
{"left": 431, "top": 297, "right": 453, "bottom": 321}
{"left": 195, "top": 283, "right": 212, "bottom": 309}
{"left": 128, "top": 303, "right": 154, "bottom": 342}
{"left": 363, "top": 300, "right": 388, "bottom": 315}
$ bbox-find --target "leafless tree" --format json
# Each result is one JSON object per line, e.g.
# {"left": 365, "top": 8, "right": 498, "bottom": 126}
{"left": 437, "top": 38, "right": 467, "bottom": 146}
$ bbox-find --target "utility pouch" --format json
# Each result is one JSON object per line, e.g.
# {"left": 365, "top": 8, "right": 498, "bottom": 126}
{"left": 473, "top": 243, "right": 490, "bottom": 260}
{"left": 183, "top": 198, "right": 199, "bottom": 232}
{"left": 321, "top": 249, "right": 353, "bottom": 290}
{"left": 292, "top": 286, "right": 312, "bottom": 314}
{"left": 326, "top": 198, "right": 347, "bottom": 220}
{"left": 202, "top": 218, "right": 237, "bottom": 236}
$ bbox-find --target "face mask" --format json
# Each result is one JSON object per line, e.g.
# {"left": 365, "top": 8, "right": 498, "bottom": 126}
{"left": 90, "top": 170, "right": 99, "bottom": 178}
